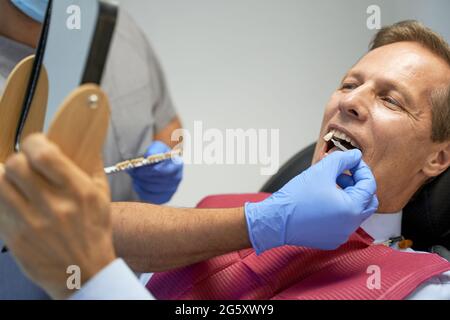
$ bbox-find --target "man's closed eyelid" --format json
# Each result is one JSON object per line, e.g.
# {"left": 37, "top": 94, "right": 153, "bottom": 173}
{"left": 382, "top": 96, "right": 401, "bottom": 106}
{"left": 340, "top": 82, "right": 359, "bottom": 90}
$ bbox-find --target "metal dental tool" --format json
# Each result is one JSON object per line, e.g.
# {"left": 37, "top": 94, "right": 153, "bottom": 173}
{"left": 324, "top": 132, "right": 350, "bottom": 152}
{"left": 104, "top": 149, "right": 183, "bottom": 175}
{"left": 330, "top": 138, "right": 349, "bottom": 152}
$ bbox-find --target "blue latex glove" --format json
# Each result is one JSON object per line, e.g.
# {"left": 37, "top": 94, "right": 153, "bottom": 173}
{"left": 245, "top": 149, "right": 378, "bottom": 254}
{"left": 128, "top": 141, "right": 183, "bottom": 204}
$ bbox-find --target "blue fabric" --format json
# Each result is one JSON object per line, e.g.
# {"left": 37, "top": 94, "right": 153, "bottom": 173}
{"left": 0, "top": 240, "right": 49, "bottom": 300}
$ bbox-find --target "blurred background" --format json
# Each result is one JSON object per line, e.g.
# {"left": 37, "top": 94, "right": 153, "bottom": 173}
{"left": 116, "top": 0, "right": 449, "bottom": 207}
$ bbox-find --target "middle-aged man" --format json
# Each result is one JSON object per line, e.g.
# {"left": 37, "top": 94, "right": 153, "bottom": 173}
{"left": 0, "top": 19, "right": 448, "bottom": 300}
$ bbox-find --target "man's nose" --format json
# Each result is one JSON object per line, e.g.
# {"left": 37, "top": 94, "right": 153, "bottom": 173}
{"left": 338, "top": 86, "right": 371, "bottom": 121}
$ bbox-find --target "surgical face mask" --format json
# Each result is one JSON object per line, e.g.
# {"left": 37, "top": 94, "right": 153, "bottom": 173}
{"left": 10, "top": 0, "right": 49, "bottom": 23}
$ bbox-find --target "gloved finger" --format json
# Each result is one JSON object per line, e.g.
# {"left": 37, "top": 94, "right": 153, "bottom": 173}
{"left": 360, "top": 194, "right": 379, "bottom": 220}
{"left": 144, "top": 141, "right": 170, "bottom": 157}
{"left": 344, "top": 184, "right": 375, "bottom": 214}
{"left": 320, "top": 149, "right": 362, "bottom": 180}
{"left": 337, "top": 173, "right": 354, "bottom": 189}
{"left": 349, "top": 159, "right": 377, "bottom": 196}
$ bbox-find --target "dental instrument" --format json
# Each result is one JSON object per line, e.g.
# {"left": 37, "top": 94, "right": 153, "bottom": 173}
{"left": 104, "top": 149, "right": 182, "bottom": 175}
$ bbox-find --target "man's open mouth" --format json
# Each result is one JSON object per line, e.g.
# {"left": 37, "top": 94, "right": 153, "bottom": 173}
{"left": 323, "top": 129, "right": 361, "bottom": 153}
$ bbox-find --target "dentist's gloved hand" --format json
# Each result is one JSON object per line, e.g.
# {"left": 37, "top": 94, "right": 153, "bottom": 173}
{"left": 128, "top": 141, "right": 183, "bottom": 204}
{"left": 245, "top": 150, "right": 378, "bottom": 254}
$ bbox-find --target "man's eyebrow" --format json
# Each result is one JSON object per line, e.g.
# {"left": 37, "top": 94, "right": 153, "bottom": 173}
{"left": 340, "top": 70, "right": 363, "bottom": 83}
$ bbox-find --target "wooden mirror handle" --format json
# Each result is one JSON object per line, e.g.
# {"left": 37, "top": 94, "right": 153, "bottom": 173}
{"left": 0, "top": 56, "right": 109, "bottom": 177}
{"left": 47, "top": 84, "right": 110, "bottom": 177}
{"left": 0, "top": 56, "right": 48, "bottom": 162}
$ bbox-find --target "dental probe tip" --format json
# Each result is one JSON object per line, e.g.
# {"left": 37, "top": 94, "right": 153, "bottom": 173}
{"left": 330, "top": 138, "right": 349, "bottom": 152}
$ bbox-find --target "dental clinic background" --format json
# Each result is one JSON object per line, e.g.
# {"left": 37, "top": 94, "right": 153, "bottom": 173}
{"left": 71, "top": 0, "right": 450, "bottom": 207}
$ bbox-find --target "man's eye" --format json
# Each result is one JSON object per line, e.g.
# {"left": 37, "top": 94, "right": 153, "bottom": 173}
{"left": 382, "top": 96, "right": 401, "bottom": 108}
{"left": 340, "top": 83, "right": 358, "bottom": 90}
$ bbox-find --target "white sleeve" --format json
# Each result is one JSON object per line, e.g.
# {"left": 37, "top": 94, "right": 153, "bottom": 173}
{"left": 406, "top": 270, "right": 450, "bottom": 300}
{"left": 69, "top": 259, "right": 155, "bottom": 300}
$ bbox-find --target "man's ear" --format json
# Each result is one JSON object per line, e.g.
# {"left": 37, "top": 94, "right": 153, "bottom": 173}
{"left": 423, "top": 141, "right": 450, "bottom": 177}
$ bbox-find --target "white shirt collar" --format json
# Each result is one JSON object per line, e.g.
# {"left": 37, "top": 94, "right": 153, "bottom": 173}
{"left": 360, "top": 211, "right": 403, "bottom": 243}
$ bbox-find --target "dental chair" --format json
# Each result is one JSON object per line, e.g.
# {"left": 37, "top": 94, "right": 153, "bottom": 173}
{"left": 260, "top": 143, "right": 450, "bottom": 259}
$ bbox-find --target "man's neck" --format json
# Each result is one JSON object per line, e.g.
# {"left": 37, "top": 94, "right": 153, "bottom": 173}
{"left": 0, "top": 1, "right": 42, "bottom": 48}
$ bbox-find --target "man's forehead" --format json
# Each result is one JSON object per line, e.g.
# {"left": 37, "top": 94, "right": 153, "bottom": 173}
{"left": 351, "top": 42, "right": 450, "bottom": 85}
{"left": 343, "top": 42, "right": 450, "bottom": 104}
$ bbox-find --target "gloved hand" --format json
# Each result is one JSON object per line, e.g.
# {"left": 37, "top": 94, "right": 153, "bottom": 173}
{"left": 245, "top": 149, "right": 378, "bottom": 254}
{"left": 128, "top": 141, "right": 183, "bottom": 204}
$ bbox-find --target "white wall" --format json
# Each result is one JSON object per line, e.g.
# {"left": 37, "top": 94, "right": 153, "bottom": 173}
{"left": 120, "top": 0, "right": 450, "bottom": 207}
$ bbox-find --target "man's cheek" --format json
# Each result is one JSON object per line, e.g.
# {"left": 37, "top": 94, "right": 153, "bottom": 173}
{"left": 369, "top": 143, "right": 411, "bottom": 183}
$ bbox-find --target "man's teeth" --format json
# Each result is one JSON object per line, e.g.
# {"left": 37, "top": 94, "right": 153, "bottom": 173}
{"left": 323, "top": 129, "right": 359, "bottom": 149}
{"left": 324, "top": 132, "right": 334, "bottom": 142}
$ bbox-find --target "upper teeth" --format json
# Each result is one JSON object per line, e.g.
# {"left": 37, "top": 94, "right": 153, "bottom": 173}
{"left": 324, "top": 129, "right": 359, "bottom": 149}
